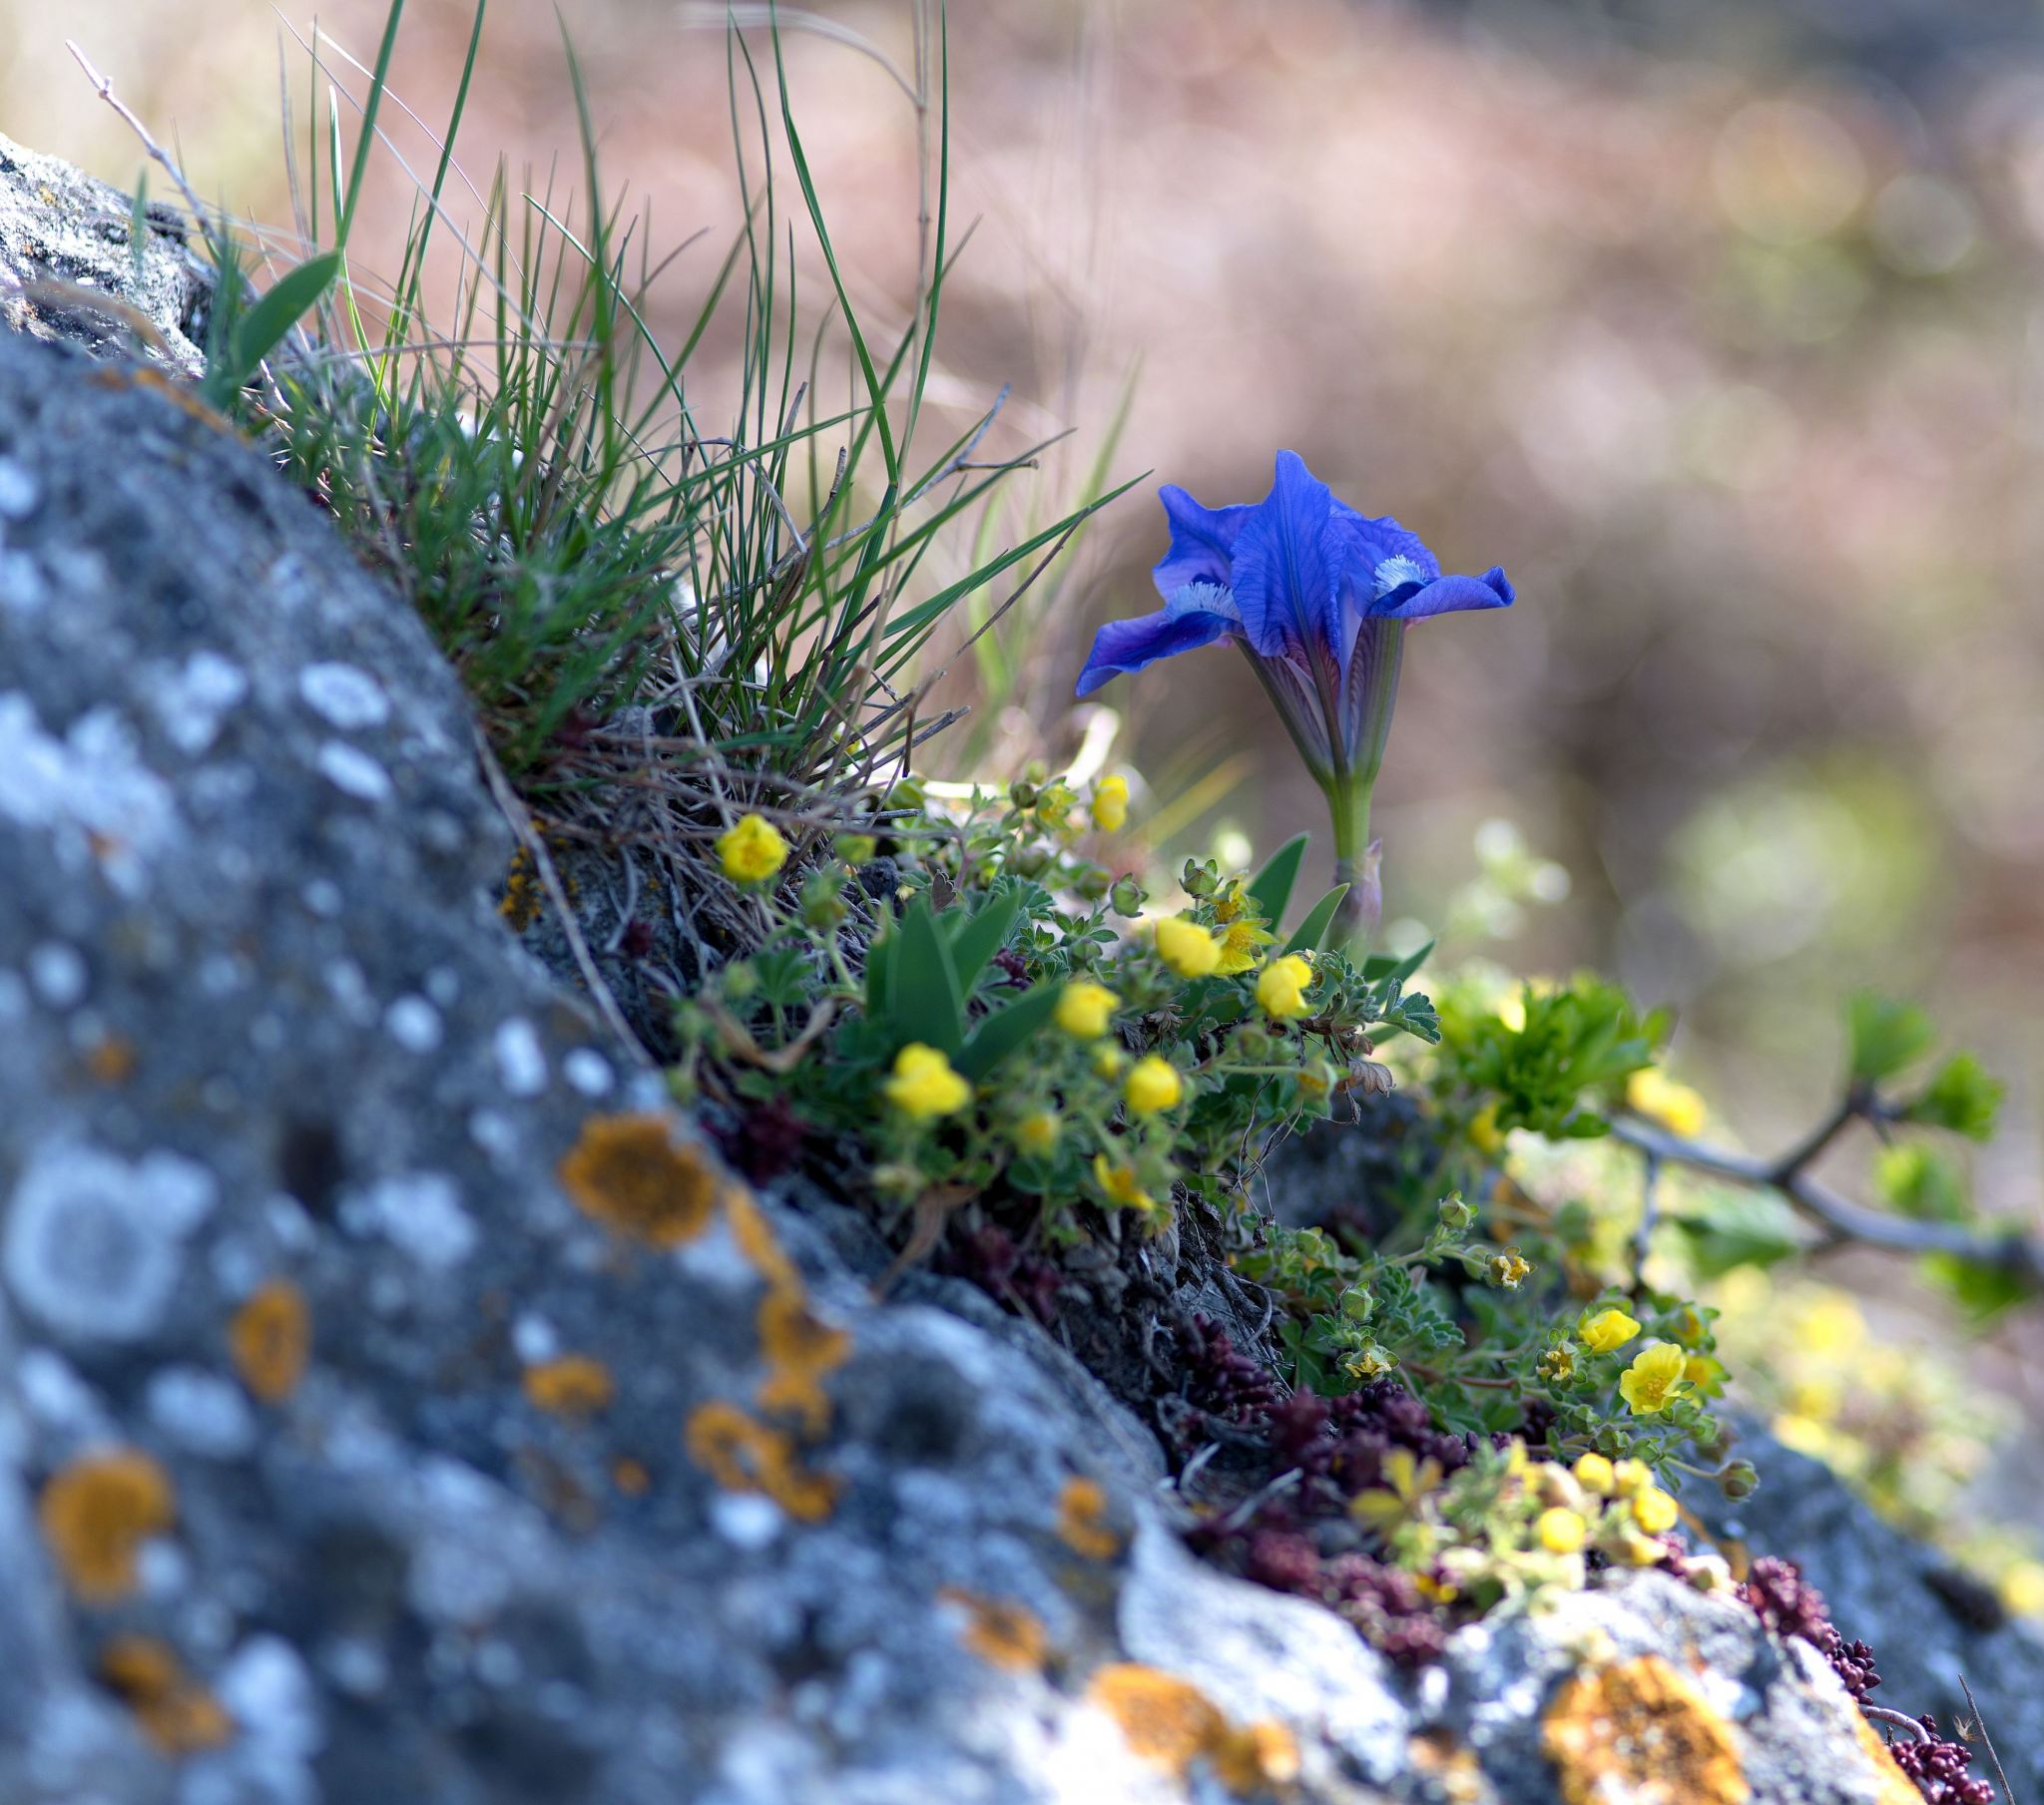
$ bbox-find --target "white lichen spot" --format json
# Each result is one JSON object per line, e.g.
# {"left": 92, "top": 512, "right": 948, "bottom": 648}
{"left": 0, "top": 549, "right": 49, "bottom": 615}
{"left": 562, "top": 1049, "right": 614, "bottom": 1097}
{"left": 145, "top": 1366, "right": 257, "bottom": 1461}
{"left": 16, "top": 1347, "right": 110, "bottom": 1436}
{"left": 0, "top": 694, "right": 176, "bottom": 894}
{"left": 2, "top": 1143, "right": 214, "bottom": 1342}
{"left": 301, "top": 878, "right": 344, "bottom": 918}
{"left": 384, "top": 995, "right": 442, "bottom": 1054}
{"left": 151, "top": 651, "right": 249, "bottom": 756}
{"left": 491, "top": 1018, "right": 548, "bottom": 1097}
{"left": 298, "top": 662, "right": 390, "bottom": 731}
{"left": 511, "top": 1313, "right": 559, "bottom": 1363}
{"left": 710, "top": 1492, "right": 785, "bottom": 1551}
{"left": 0, "top": 456, "right": 40, "bottom": 520}
{"left": 316, "top": 740, "right": 393, "bottom": 803}
{"left": 323, "top": 961, "right": 375, "bottom": 1025}
{"left": 216, "top": 1635, "right": 323, "bottom": 1767}
{"left": 359, "top": 1172, "right": 477, "bottom": 1271}
{"left": 26, "top": 941, "right": 87, "bottom": 1009}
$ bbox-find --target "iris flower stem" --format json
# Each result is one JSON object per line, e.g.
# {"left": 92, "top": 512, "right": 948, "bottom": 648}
{"left": 1326, "top": 775, "right": 1380, "bottom": 958}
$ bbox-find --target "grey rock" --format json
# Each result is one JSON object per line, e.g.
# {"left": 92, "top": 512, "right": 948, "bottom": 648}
{"left": 0, "top": 131, "right": 210, "bottom": 369}
{"left": 1692, "top": 1418, "right": 2044, "bottom": 1795}
{"left": 0, "top": 155, "right": 2001, "bottom": 1802}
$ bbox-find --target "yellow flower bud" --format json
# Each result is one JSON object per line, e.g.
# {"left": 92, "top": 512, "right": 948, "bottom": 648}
{"left": 1090, "top": 774, "right": 1129, "bottom": 834}
{"left": 883, "top": 1044, "right": 971, "bottom": 1121}
{"left": 1255, "top": 954, "right": 1315, "bottom": 1021}
{"left": 1631, "top": 1486, "right": 1680, "bottom": 1536}
{"left": 717, "top": 813, "right": 789, "bottom": 885}
{"left": 1154, "top": 916, "right": 1222, "bottom": 979}
{"left": 1572, "top": 1453, "right": 1616, "bottom": 1496}
{"left": 1626, "top": 1067, "right": 1708, "bottom": 1138}
{"left": 1055, "top": 981, "right": 1120, "bottom": 1041}
{"left": 1125, "top": 1056, "right": 1184, "bottom": 1117}
{"left": 1611, "top": 1458, "right": 1652, "bottom": 1497}
{"left": 1579, "top": 1307, "right": 1641, "bottom": 1356}
{"left": 1092, "top": 1044, "right": 1128, "bottom": 1078}
{"left": 1536, "top": 1507, "right": 1587, "bottom": 1554}
{"left": 1014, "top": 1111, "right": 1061, "bottom": 1156}
{"left": 1092, "top": 1153, "right": 1158, "bottom": 1215}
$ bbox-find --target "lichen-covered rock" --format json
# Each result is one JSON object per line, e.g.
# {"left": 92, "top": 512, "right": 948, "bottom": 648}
{"left": 0, "top": 132, "right": 209, "bottom": 369}
{"left": 1691, "top": 1421, "right": 2044, "bottom": 1798}
{"left": 0, "top": 169, "right": 2026, "bottom": 1801}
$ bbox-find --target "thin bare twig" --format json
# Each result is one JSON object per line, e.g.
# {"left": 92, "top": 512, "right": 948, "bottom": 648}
{"left": 1610, "top": 1114, "right": 2044, "bottom": 1283}
{"left": 1958, "top": 1675, "right": 2017, "bottom": 1804}
{"left": 66, "top": 42, "right": 215, "bottom": 232}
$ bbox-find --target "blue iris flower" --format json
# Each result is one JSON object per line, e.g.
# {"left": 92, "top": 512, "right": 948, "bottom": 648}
{"left": 1077, "top": 451, "right": 1512, "bottom": 947}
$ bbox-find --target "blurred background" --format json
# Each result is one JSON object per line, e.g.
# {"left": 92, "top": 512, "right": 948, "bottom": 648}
{"left": 10, "top": 0, "right": 2042, "bottom": 1563}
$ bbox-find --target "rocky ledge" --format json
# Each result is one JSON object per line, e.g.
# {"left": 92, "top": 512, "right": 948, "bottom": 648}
{"left": 0, "top": 144, "right": 2037, "bottom": 1805}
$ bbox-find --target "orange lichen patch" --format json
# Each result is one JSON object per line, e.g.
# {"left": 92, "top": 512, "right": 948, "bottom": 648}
{"left": 83, "top": 1036, "right": 138, "bottom": 1084}
{"left": 1209, "top": 1718, "right": 1302, "bottom": 1794}
{"left": 523, "top": 1355, "right": 617, "bottom": 1418}
{"left": 1852, "top": 1713, "right": 1931, "bottom": 1805}
{"left": 612, "top": 1456, "right": 652, "bottom": 1497}
{"left": 939, "top": 1587, "right": 1051, "bottom": 1672}
{"left": 684, "top": 1400, "right": 837, "bottom": 1524}
{"left": 559, "top": 1114, "right": 717, "bottom": 1247}
{"left": 754, "top": 1288, "right": 851, "bottom": 1438}
{"left": 1056, "top": 1477, "right": 1122, "bottom": 1561}
{"left": 1086, "top": 1663, "right": 1296, "bottom": 1793}
{"left": 229, "top": 1280, "right": 311, "bottom": 1403}
{"left": 99, "top": 1635, "right": 233, "bottom": 1756}
{"left": 725, "top": 1186, "right": 799, "bottom": 1291}
{"left": 1408, "top": 1729, "right": 1491, "bottom": 1803}
{"left": 499, "top": 844, "right": 542, "bottom": 931}
{"left": 39, "top": 1450, "right": 176, "bottom": 1603}
{"left": 1542, "top": 1655, "right": 1749, "bottom": 1805}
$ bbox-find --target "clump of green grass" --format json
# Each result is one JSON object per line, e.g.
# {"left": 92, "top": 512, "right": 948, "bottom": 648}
{"left": 196, "top": 0, "right": 1131, "bottom": 812}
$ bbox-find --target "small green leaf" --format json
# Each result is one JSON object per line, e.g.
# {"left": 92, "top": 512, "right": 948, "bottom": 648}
{"left": 1923, "top": 1251, "right": 2036, "bottom": 1320}
{"left": 1901, "top": 1052, "right": 2004, "bottom": 1141}
{"left": 1362, "top": 938, "right": 1435, "bottom": 986}
{"left": 1670, "top": 1192, "right": 1802, "bottom": 1280}
{"left": 864, "top": 921, "right": 896, "bottom": 1018}
{"left": 226, "top": 249, "right": 342, "bottom": 389}
{"left": 1248, "top": 833, "right": 1308, "bottom": 926}
{"left": 891, "top": 900, "right": 964, "bottom": 1055}
{"left": 1875, "top": 1144, "right": 1972, "bottom": 1222}
{"left": 1284, "top": 885, "right": 1349, "bottom": 956}
{"left": 955, "top": 980, "right": 1062, "bottom": 1081}
{"left": 947, "top": 889, "right": 1023, "bottom": 996}
{"left": 1847, "top": 992, "right": 1935, "bottom": 1087}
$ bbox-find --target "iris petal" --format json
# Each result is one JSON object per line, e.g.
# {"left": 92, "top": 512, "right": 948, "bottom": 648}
{"left": 1229, "top": 451, "right": 1343, "bottom": 666}
{"left": 1373, "top": 568, "right": 1514, "bottom": 620}
{"left": 1076, "top": 585, "right": 1240, "bottom": 697}
{"left": 1152, "top": 486, "right": 1256, "bottom": 600}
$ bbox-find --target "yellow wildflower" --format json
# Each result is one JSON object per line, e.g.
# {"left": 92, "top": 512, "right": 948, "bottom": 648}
{"left": 1090, "top": 774, "right": 1130, "bottom": 834}
{"left": 1486, "top": 1248, "right": 1532, "bottom": 1289}
{"left": 1611, "top": 1458, "right": 1652, "bottom": 1496}
{"left": 1538, "top": 1345, "right": 1576, "bottom": 1384}
{"left": 1014, "top": 1110, "right": 1061, "bottom": 1156}
{"left": 1536, "top": 1507, "right": 1588, "bottom": 1554}
{"left": 1683, "top": 1353, "right": 1723, "bottom": 1392}
{"left": 1351, "top": 1448, "right": 1443, "bottom": 1533}
{"left": 1092, "top": 1154, "right": 1158, "bottom": 1215}
{"left": 1255, "top": 954, "right": 1314, "bottom": 1021}
{"left": 2000, "top": 1560, "right": 2044, "bottom": 1618}
{"left": 1056, "top": 981, "right": 1120, "bottom": 1041}
{"left": 1034, "top": 780, "right": 1078, "bottom": 833}
{"left": 1154, "top": 916, "right": 1222, "bottom": 979}
{"left": 1631, "top": 1486, "right": 1680, "bottom": 1535}
{"left": 1467, "top": 1103, "right": 1505, "bottom": 1155}
{"left": 1125, "top": 1056, "right": 1185, "bottom": 1117}
{"left": 1573, "top": 1453, "right": 1616, "bottom": 1496}
{"left": 1618, "top": 1343, "right": 1691, "bottom": 1417}
{"left": 1092, "top": 1044, "right": 1128, "bottom": 1078}
{"left": 716, "top": 813, "right": 789, "bottom": 886}
{"left": 884, "top": 1044, "right": 971, "bottom": 1121}
{"left": 1579, "top": 1307, "right": 1641, "bottom": 1356}
{"left": 1214, "top": 916, "right": 1277, "bottom": 976}
{"left": 1626, "top": 1067, "right": 1708, "bottom": 1138}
